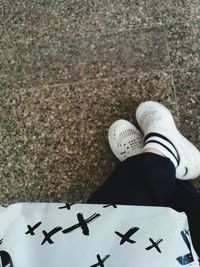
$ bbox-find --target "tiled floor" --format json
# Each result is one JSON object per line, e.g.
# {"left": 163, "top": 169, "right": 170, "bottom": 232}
{"left": 0, "top": 0, "right": 199, "bottom": 205}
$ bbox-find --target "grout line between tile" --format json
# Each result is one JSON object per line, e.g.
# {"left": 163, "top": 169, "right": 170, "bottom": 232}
{"left": 1, "top": 66, "right": 199, "bottom": 93}
{"left": 0, "top": 69, "right": 178, "bottom": 92}
{"left": 163, "top": 26, "right": 181, "bottom": 127}
{"left": 0, "top": 20, "right": 188, "bottom": 55}
{"left": 0, "top": 23, "right": 166, "bottom": 56}
{"left": 171, "top": 74, "right": 181, "bottom": 127}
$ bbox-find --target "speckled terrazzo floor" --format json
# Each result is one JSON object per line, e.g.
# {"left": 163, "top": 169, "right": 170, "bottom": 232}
{"left": 0, "top": 0, "right": 200, "bottom": 205}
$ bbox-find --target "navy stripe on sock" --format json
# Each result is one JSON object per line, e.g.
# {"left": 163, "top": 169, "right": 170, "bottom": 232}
{"left": 145, "top": 140, "right": 179, "bottom": 166}
{"left": 144, "top": 132, "right": 180, "bottom": 165}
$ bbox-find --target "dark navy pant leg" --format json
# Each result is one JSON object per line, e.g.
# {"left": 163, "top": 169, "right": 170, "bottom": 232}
{"left": 87, "top": 153, "right": 176, "bottom": 206}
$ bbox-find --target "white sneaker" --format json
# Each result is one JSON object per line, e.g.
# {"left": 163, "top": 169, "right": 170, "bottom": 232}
{"left": 108, "top": 119, "right": 143, "bottom": 161}
{"left": 136, "top": 101, "right": 200, "bottom": 180}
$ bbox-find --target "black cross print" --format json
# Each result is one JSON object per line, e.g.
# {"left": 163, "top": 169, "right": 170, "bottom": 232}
{"left": 103, "top": 204, "right": 117, "bottom": 208}
{"left": 90, "top": 254, "right": 110, "bottom": 267}
{"left": 145, "top": 238, "right": 163, "bottom": 253}
{"left": 184, "top": 230, "right": 190, "bottom": 236}
{"left": 115, "top": 227, "right": 139, "bottom": 245}
{"left": 58, "top": 203, "right": 75, "bottom": 210}
{"left": 41, "top": 226, "right": 63, "bottom": 245}
{"left": 62, "top": 213, "right": 100, "bottom": 236}
{"left": 25, "top": 222, "right": 42, "bottom": 236}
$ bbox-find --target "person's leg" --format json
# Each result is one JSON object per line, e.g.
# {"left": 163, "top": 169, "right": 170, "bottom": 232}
{"left": 88, "top": 119, "right": 176, "bottom": 206}
{"left": 87, "top": 152, "right": 176, "bottom": 207}
{"left": 136, "top": 101, "right": 200, "bottom": 180}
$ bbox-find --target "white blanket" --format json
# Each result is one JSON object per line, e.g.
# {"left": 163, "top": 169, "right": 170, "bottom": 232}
{"left": 0, "top": 203, "right": 199, "bottom": 267}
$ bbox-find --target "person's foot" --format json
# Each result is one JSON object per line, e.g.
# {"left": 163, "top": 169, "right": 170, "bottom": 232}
{"left": 108, "top": 119, "right": 143, "bottom": 161}
{"left": 136, "top": 101, "right": 200, "bottom": 180}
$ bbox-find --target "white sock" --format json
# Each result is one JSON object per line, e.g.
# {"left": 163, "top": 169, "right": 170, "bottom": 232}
{"left": 143, "top": 132, "right": 180, "bottom": 168}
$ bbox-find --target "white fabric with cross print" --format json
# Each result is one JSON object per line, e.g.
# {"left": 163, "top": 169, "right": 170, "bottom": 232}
{"left": 0, "top": 203, "right": 199, "bottom": 267}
